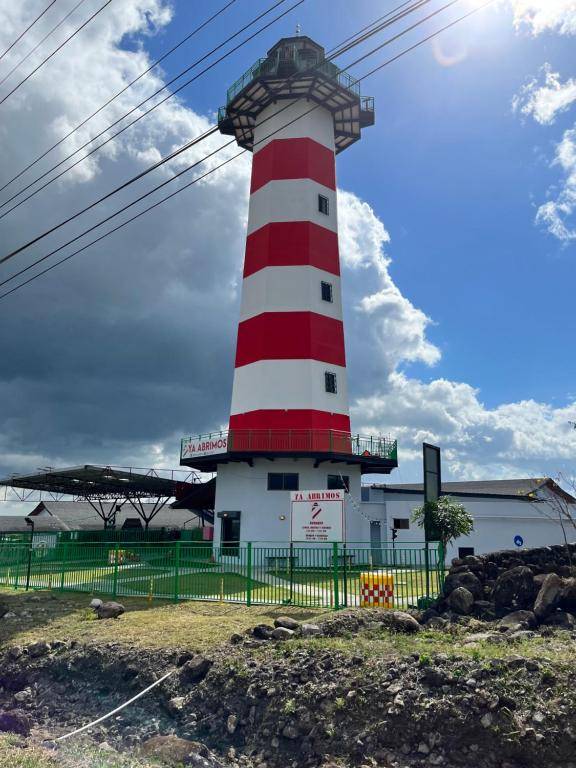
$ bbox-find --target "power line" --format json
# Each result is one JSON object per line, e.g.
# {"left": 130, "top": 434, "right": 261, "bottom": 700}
{"left": 0, "top": 0, "right": 114, "bottom": 106}
{"left": 0, "top": 1, "right": 100, "bottom": 89}
{"left": 0, "top": 0, "right": 495, "bottom": 302}
{"left": 0, "top": 0, "right": 432, "bottom": 252}
{"left": 0, "top": 0, "right": 237, "bottom": 183}
{"left": 0, "top": 0, "right": 298, "bottom": 211}
{"left": 0, "top": 0, "right": 59, "bottom": 63}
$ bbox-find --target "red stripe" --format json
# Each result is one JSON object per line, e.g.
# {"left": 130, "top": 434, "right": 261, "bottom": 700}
{"left": 251, "top": 138, "right": 335, "bottom": 194}
{"left": 244, "top": 222, "right": 340, "bottom": 278}
{"left": 235, "top": 312, "right": 346, "bottom": 368}
{"left": 230, "top": 410, "right": 351, "bottom": 431}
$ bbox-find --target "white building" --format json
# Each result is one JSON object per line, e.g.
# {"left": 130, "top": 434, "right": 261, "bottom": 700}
{"left": 361, "top": 478, "right": 575, "bottom": 561}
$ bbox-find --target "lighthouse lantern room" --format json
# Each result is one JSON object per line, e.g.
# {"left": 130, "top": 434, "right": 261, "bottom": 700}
{"left": 181, "top": 35, "right": 397, "bottom": 546}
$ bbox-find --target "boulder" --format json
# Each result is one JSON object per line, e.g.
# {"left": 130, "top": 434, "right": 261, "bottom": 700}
{"left": 533, "top": 573, "right": 562, "bottom": 619}
{"left": 0, "top": 709, "right": 32, "bottom": 736}
{"left": 252, "top": 624, "right": 274, "bottom": 640}
{"left": 493, "top": 566, "right": 535, "bottom": 613}
{"left": 301, "top": 623, "right": 323, "bottom": 637}
{"left": 140, "top": 736, "right": 223, "bottom": 767}
{"left": 271, "top": 626, "right": 295, "bottom": 641}
{"left": 499, "top": 610, "right": 537, "bottom": 631}
{"left": 179, "top": 655, "right": 213, "bottom": 684}
{"left": 447, "top": 587, "right": 474, "bottom": 615}
{"left": 274, "top": 616, "right": 300, "bottom": 631}
{"left": 27, "top": 640, "right": 51, "bottom": 658}
{"left": 559, "top": 578, "right": 576, "bottom": 613}
{"left": 92, "top": 600, "right": 125, "bottom": 620}
{"left": 425, "top": 616, "right": 448, "bottom": 630}
{"left": 0, "top": 603, "right": 9, "bottom": 619}
{"left": 471, "top": 600, "right": 496, "bottom": 621}
{"left": 542, "top": 611, "right": 576, "bottom": 630}
{"left": 443, "top": 570, "right": 483, "bottom": 599}
{"left": 389, "top": 611, "right": 420, "bottom": 633}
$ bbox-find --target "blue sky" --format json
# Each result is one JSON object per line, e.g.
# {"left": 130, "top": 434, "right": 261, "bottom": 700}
{"left": 0, "top": 0, "right": 575, "bottom": 505}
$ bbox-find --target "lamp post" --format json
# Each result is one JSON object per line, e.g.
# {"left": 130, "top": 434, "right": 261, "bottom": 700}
{"left": 25, "top": 517, "right": 35, "bottom": 591}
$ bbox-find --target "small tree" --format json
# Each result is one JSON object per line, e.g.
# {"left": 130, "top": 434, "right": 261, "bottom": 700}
{"left": 411, "top": 495, "right": 474, "bottom": 567}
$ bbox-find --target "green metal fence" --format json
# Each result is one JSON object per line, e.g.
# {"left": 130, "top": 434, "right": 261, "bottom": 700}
{"left": 0, "top": 537, "right": 443, "bottom": 610}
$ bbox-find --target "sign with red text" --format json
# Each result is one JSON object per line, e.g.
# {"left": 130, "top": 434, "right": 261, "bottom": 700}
{"left": 181, "top": 435, "right": 228, "bottom": 459}
{"left": 290, "top": 489, "right": 345, "bottom": 542}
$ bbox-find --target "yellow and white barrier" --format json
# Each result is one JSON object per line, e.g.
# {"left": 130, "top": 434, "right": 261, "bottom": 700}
{"left": 359, "top": 571, "right": 394, "bottom": 608}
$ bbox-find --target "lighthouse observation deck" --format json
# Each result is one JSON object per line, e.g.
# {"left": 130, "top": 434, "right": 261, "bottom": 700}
{"left": 180, "top": 429, "right": 397, "bottom": 474}
{"left": 217, "top": 35, "right": 375, "bottom": 154}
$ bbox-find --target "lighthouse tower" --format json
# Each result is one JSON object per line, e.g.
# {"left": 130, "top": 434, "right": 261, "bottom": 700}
{"left": 181, "top": 36, "right": 397, "bottom": 546}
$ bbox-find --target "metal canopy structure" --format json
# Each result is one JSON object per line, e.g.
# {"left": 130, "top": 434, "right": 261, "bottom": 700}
{"left": 0, "top": 465, "right": 211, "bottom": 530}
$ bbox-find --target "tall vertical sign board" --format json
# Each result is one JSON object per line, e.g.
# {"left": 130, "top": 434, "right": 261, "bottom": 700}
{"left": 423, "top": 443, "right": 441, "bottom": 542}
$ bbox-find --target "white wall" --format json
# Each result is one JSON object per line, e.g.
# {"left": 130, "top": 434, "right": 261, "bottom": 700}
{"left": 214, "top": 458, "right": 362, "bottom": 545}
{"left": 361, "top": 488, "right": 571, "bottom": 561}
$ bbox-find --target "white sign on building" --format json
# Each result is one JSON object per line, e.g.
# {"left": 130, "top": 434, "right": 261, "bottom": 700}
{"left": 290, "top": 489, "right": 345, "bottom": 542}
{"left": 181, "top": 435, "right": 228, "bottom": 459}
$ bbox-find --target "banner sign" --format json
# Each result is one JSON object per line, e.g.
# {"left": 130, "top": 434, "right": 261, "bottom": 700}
{"left": 181, "top": 435, "right": 228, "bottom": 459}
{"left": 290, "top": 489, "right": 345, "bottom": 542}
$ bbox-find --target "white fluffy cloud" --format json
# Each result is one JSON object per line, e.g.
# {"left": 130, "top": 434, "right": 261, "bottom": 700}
{"left": 513, "top": 65, "right": 576, "bottom": 124}
{"left": 0, "top": 0, "right": 575, "bottom": 513}
{"left": 535, "top": 125, "right": 576, "bottom": 241}
{"left": 510, "top": 0, "right": 576, "bottom": 36}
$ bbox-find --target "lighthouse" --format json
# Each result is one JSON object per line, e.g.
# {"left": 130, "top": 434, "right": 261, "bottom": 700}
{"left": 181, "top": 35, "right": 397, "bottom": 546}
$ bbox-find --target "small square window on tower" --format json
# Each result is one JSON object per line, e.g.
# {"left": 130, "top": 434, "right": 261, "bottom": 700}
{"left": 318, "top": 194, "right": 329, "bottom": 215}
{"left": 325, "top": 371, "right": 337, "bottom": 394}
{"left": 321, "top": 281, "right": 333, "bottom": 303}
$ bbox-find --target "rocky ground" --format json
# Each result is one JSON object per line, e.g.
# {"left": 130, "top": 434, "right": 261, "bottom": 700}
{"left": 1, "top": 545, "right": 576, "bottom": 768}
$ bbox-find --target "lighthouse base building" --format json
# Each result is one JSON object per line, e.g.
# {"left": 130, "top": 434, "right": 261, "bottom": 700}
{"left": 181, "top": 35, "right": 397, "bottom": 546}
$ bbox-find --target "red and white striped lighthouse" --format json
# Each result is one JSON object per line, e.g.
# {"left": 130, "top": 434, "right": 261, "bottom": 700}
{"left": 181, "top": 36, "right": 397, "bottom": 545}
{"left": 231, "top": 97, "right": 349, "bottom": 436}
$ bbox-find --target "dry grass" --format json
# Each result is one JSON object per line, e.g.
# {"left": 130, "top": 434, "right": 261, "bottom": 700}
{"left": 0, "top": 735, "right": 161, "bottom": 768}
{"left": 0, "top": 587, "right": 324, "bottom": 651}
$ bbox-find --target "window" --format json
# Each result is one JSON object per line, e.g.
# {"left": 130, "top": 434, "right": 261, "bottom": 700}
{"left": 267, "top": 473, "right": 299, "bottom": 491}
{"left": 458, "top": 547, "right": 475, "bottom": 559}
{"left": 321, "top": 281, "right": 333, "bottom": 303}
{"left": 328, "top": 474, "right": 349, "bottom": 492}
{"left": 325, "top": 371, "right": 337, "bottom": 394}
{"left": 318, "top": 194, "right": 329, "bottom": 215}
{"left": 393, "top": 518, "right": 410, "bottom": 530}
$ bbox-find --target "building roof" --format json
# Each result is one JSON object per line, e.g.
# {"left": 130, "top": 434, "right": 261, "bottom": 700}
{"left": 369, "top": 478, "right": 576, "bottom": 502}
{"left": 0, "top": 502, "right": 207, "bottom": 533}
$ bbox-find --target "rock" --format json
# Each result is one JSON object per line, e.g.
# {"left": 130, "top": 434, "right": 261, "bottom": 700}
{"left": 542, "top": 611, "right": 576, "bottom": 629}
{"left": 2, "top": 612, "right": 16, "bottom": 619}
{"left": 443, "top": 570, "right": 483, "bottom": 598}
{"left": 13, "top": 687, "right": 33, "bottom": 703}
{"left": 180, "top": 656, "right": 213, "bottom": 684}
{"left": 426, "top": 617, "right": 448, "bottom": 630}
{"left": 271, "top": 627, "right": 295, "bottom": 641}
{"left": 560, "top": 578, "right": 576, "bottom": 613}
{"left": 282, "top": 724, "right": 300, "bottom": 739}
{"left": 499, "top": 610, "right": 537, "bottom": 631}
{"left": 27, "top": 640, "right": 51, "bottom": 658}
{"left": 420, "top": 608, "right": 439, "bottom": 624}
{"left": 273, "top": 616, "right": 300, "bottom": 631}
{"left": 388, "top": 611, "right": 420, "bottom": 633}
{"left": 166, "top": 696, "right": 186, "bottom": 715}
{"left": 252, "top": 624, "right": 274, "bottom": 640}
{"left": 447, "top": 587, "right": 474, "bottom": 615}
{"left": 417, "top": 742, "right": 430, "bottom": 754}
{"left": 93, "top": 600, "right": 125, "bottom": 620}
{"left": 533, "top": 573, "right": 562, "bottom": 619}
{"left": 229, "top": 633, "right": 243, "bottom": 645}
{"left": 0, "top": 603, "right": 9, "bottom": 619}
{"left": 422, "top": 668, "right": 453, "bottom": 687}
{"left": 226, "top": 714, "right": 238, "bottom": 734}
{"left": 481, "top": 713, "right": 493, "bottom": 728}
{"left": 7, "top": 646, "right": 23, "bottom": 660}
{"left": 0, "top": 710, "right": 32, "bottom": 736}
{"left": 471, "top": 600, "right": 496, "bottom": 620}
{"left": 140, "top": 736, "right": 222, "bottom": 767}
{"left": 301, "top": 623, "right": 322, "bottom": 637}
{"left": 493, "top": 566, "right": 535, "bottom": 613}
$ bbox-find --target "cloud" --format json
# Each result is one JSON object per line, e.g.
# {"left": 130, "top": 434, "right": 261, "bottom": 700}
{"left": 535, "top": 125, "right": 576, "bottom": 240}
{"left": 513, "top": 65, "right": 576, "bottom": 124}
{"left": 510, "top": 0, "right": 576, "bottom": 36}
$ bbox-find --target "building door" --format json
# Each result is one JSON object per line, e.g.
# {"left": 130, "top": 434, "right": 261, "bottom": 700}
{"left": 370, "top": 520, "right": 383, "bottom": 566}
{"left": 221, "top": 515, "right": 241, "bottom": 556}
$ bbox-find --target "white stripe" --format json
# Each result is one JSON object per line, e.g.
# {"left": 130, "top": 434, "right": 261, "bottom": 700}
{"left": 254, "top": 100, "right": 335, "bottom": 153}
{"left": 231, "top": 359, "right": 349, "bottom": 416}
{"left": 239, "top": 266, "right": 342, "bottom": 322}
{"left": 247, "top": 179, "right": 337, "bottom": 236}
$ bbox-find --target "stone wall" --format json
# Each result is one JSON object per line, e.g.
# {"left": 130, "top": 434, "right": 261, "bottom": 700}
{"left": 431, "top": 542, "right": 576, "bottom": 628}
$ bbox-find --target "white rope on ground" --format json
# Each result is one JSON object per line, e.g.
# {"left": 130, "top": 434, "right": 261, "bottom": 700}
{"left": 55, "top": 669, "right": 177, "bottom": 741}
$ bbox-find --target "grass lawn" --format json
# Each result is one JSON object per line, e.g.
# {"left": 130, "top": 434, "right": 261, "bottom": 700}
{"left": 0, "top": 587, "right": 324, "bottom": 651}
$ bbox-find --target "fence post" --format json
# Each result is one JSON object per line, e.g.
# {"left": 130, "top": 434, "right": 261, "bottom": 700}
{"left": 246, "top": 542, "right": 252, "bottom": 607}
{"left": 112, "top": 542, "right": 119, "bottom": 599}
{"left": 173, "top": 541, "right": 181, "bottom": 604}
{"left": 342, "top": 541, "right": 348, "bottom": 608}
{"left": 59, "top": 541, "right": 68, "bottom": 592}
{"left": 332, "top": 541, "right": 340, "bottom": 610}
